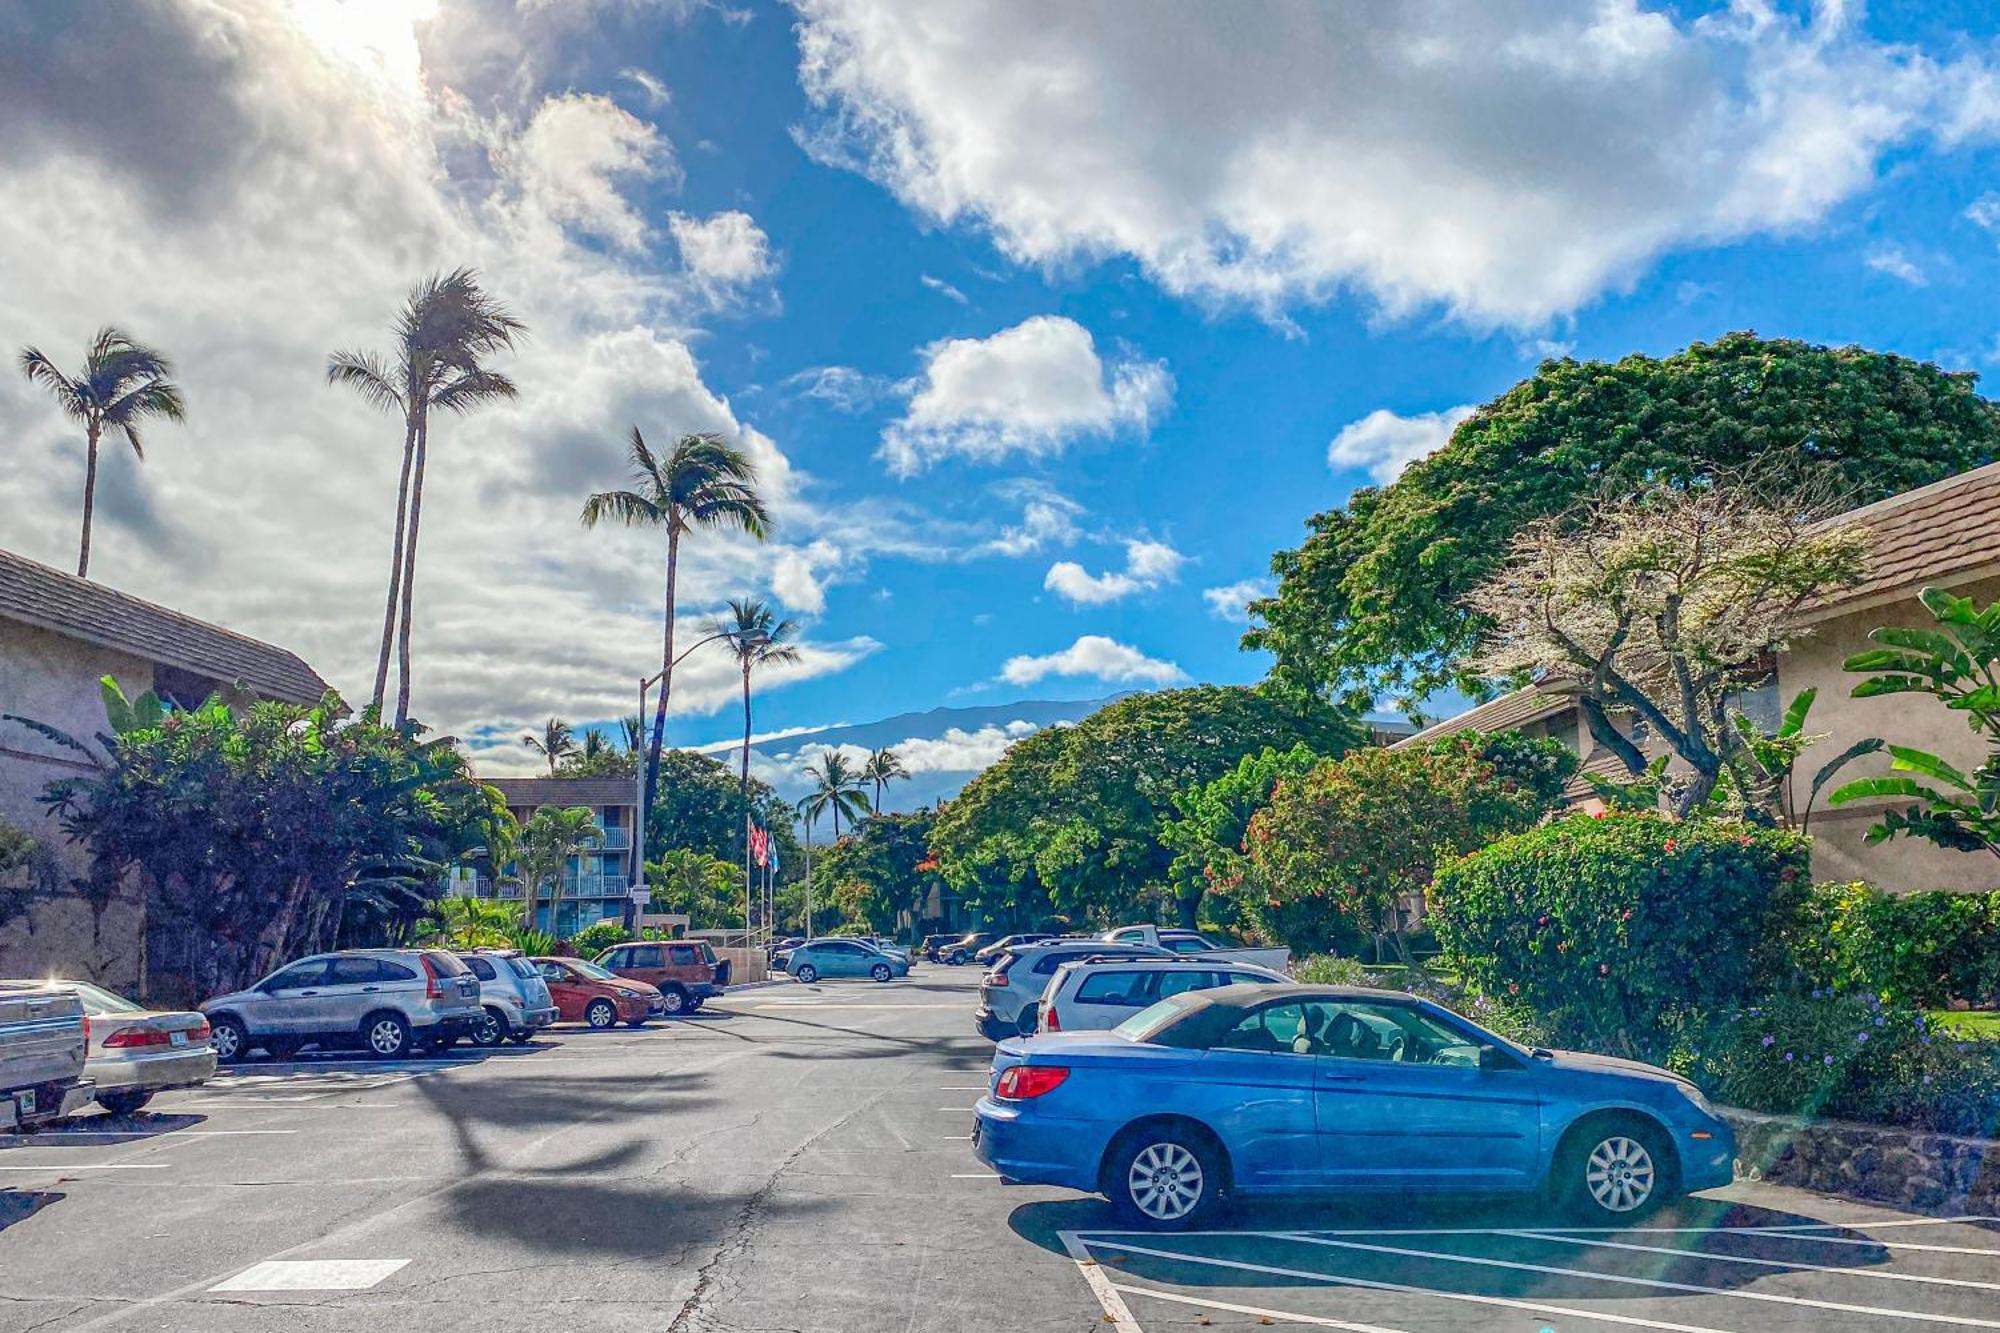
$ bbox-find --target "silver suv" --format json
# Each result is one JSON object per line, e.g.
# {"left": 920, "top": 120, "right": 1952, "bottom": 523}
{"left": 457, "top": 950, "right": 558, "bottom": 1046}
{"left": 975, "top": 940, "right": 1169, "bottom": 1040}
{"left": 202, "top": 949, "right": 482, "bottom": 1062}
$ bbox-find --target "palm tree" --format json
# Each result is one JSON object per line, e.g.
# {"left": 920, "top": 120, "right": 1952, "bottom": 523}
{"left": 580, "top": 430, "right": 769, "bottom": 811}
{"left": 512, "top": 805, "right": 605, "bottom": 935}
{"left": 714, "top": 598, "right": 801, "bottom": 934}
{"left": 578, "top": 730, "right": 609, "bottom": 765}
{"left": 802, "top": 750, "right": 871, "bottom": 839}
{"left": 862, "top": 746, "right": 911, "bottom": 812}
{"left": 426, "top": 895, "right": 517, "bottom": 949}
{"left": 522, "top": 717, "right": 576, "bottom": 776}
{"left": 18, "top": 327, "right": 187, "bottom": 578}
{"left": 619, "top": 714, "right": 645, "bottom": 752}
{"left": 329, "top": 268, "right": 523, "bottom": 723}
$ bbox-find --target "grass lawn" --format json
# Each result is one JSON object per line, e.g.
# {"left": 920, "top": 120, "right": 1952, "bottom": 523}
{"left": 1929, "top": 1009, "right": 2000, "bottom": 1038}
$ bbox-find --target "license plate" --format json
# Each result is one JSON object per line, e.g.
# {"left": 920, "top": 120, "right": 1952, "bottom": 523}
{"left": 170, "top": 1030, "right": 188, "bottom": 1046}
{"left": 14, "top": 1089, "right": 35, "bottom": 1116}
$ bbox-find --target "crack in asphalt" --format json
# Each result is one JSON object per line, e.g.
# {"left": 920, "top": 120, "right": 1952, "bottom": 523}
{"left": 664, "top": 1082, "right": 899, "bottom": 1333}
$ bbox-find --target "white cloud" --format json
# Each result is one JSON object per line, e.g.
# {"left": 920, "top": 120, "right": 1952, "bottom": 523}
{"left": 512, "top": 92, "right": 672, "bottom": 251}
{"left": 668, "top": 208, "right": 777, "bottom": 303}
{"left": 1968, "top": 193, "right": 2000, "bottom": 239}
{"left": 920, "top": 273, "right": 968, "bottom": 303}
{"left": 0, "top": 3, "right": 880, "bottom": 784}
{"left": 1864, "top": 243, "right": 1926, "bottom": 286}
{"left": 620, "top": 66, "right": 670, "bottom": 107}
{"left": 1203, "top": 578, "right": 1273, "bottom": 623}
{"left": 784, "top": 364, "right": 890, "bottom": 412}
{"left": 1044, "top": 537, "right": 1185, "bottom": 606}
{"left": 969, "top": 485, "right": 1083, "bottom": 558}
{"left": 999, "top": 635, "right": 1185, "bottom": 687}
{"left": 1328, "top": 405, "right": 1476, "bottom": 485}
{"left": 794, "top": 2, "right": 1998, "bottom": 327}
{"left": 879, "top": 315, "right": 1171, "bottom": 476}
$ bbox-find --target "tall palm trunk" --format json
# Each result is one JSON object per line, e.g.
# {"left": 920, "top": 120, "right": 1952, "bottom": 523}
{"left": 740, "top": 661, "right": 753, "bottom": 939}
{"left": 77, "top": 422, "right": 101, "bottom": 577}
{"left": 802, "top": 814, "right": 814, "bottom": 936}
{"left": 646, "top": 524, "right": 681, "bottom": 810}
{"left": 393, "top": 415, "right": 430, "bottom": 727}
{"left": 372, "top": 416, "right": 418, "bottom": 713}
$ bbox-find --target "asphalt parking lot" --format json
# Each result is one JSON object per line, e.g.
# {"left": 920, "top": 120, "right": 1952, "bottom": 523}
{"left": 0, "top": 967, "right": 1992, "bottom": 1332}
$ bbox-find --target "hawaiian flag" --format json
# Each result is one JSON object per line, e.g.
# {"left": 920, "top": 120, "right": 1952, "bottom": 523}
{"left": 750, "top": 825, "right": 770, "bottom": 867}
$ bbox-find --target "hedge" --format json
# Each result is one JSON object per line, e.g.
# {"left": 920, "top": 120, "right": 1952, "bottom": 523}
{"left": 1431, "top": 813, "right": 1810, "bottom": 1056}
{"left": 1774, "top": 882, "right": 2000, "bottom": 1008}
{"left": 567, "top": 921, "right": 631, "bottom": 956}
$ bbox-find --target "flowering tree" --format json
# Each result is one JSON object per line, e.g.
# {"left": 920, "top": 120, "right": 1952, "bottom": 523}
{"left": 1467, "top": 472, "right": 1869, "bottom": 817}
{"left": 1245, "top": 731, "right": 1575, "bottom": 961}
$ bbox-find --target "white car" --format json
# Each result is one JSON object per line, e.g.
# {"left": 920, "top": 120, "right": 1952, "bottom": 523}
{"left": 47, "top": 980, "right": 215, "bottom": 1115}
{"left": 975, "top": 940, "right": 1169, "bottom": 1040}
{"left": 1099, "top": 924, "right": 1290, "bottom": 971}
{"left": 1032, "top": 957, "right": 1290, "bottom": 1034}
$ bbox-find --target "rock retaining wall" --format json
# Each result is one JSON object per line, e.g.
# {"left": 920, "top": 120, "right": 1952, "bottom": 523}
{"left": 1725, "top": 1106, "right": 1999, "bottom": 1214}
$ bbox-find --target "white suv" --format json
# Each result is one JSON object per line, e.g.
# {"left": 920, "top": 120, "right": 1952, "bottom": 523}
{"left": 457, "top": 951, "right": 559, "bottom": 1046}
{"left": 975, "top": 940, "right": 1168, "bottom": 1040}
{"left": 1032, "top": 957, "right": 1289, "bottom": 1035}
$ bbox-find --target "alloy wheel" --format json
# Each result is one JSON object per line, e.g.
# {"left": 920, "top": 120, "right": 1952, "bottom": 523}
{"left": 661, "top": 989, "right": 686, "bottom": 1014}
{"left": 1127, "top": 1142, "right": 1205, "bottom": 1221}
{"left": 211, "top": 1020, "right": 240, "bottom": 1062}
{"left": 368, "top": 1019, "right": 405, "bottom": 1056}
{"left": 1585, "top": 1135, "right": 1656, "bottom": 1213}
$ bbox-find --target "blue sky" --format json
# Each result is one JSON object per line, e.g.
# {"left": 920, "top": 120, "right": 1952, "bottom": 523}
{"left": 4, "top": 1, "right": 2000, "bottom": 779}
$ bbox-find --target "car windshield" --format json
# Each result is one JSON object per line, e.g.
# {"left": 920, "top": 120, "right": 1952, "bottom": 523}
{"left": 505, "top": 958, "right": 539, "bottom": 979}
{"left": 569, "top": 961, "right": 618, "bottom": 981}
{"left": 61, "top": 981, "right": 142, "bottom": 1015}
{"left": 1112, "top": 993, "right": 1204, "bottom": 1043}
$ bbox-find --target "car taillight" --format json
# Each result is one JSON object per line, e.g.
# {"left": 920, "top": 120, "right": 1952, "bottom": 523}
{"left": 102, "top": 1026, "right": 174, "bottom": 1049}
{"left": 995, "top": 1065, "right": 1067, "bottom": 1100}
{"left": 421, "top": 954, "right": 445, "bottom": 999}
{"left": 988, "top": 966, "right": 1010, "bottom": 987}
{"left": 191, "top": 1020, "right": 211, "bottom": 1042}
{"left": 1043, "top": 1004, "right": 1061, "bottom": 1032}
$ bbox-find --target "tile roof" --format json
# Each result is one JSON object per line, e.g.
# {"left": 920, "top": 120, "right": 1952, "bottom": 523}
{"left": 0, "top": 546, "right": 330, "bottom": 706}
{"left": 1393, "top": 683, "right": 1573, "bottom": 748}
{"left": 487, "top": 776, "right": 639, "bottom": 809}
{"left": 1812, "top": 459, "right": 2000, "bottom": 611}
{"left": 1565, "top": 743, "right": 1638, "bottom": 801}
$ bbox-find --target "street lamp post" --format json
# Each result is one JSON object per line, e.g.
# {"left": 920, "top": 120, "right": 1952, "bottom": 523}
{"left": 629, "top": 627, "right": 734, "bottom": 935}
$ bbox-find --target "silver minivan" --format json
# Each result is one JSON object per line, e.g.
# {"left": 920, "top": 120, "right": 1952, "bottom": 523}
{"left": 202, "top": 949, "right": 482, "bottom": 1062}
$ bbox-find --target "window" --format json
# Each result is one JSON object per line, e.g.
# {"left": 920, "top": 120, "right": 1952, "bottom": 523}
{"left": 537, "top": 962, "right": 571, "bottom": 982}
{"left": 1213, "top": 1000, "right": 1321, "bottom": 1055}
{"left": 1151, "top": 969, "right": 1218, "bottom": 999}
{"left": 1162, "top": 936, "right": 1210, "bottom": 955}
{"left": 421, "top": 951, "right": 469, "bottom": 977}
{"left": 628, "top": 946, "right": 664, "bottom": 968}
{"left": 669, "top": 945, "right": 699, "bottom": 966}
{"left": 1074, "top": 971, "right": 1151, "bottom": 1006}
{"left": 325, "top": 957, "right": 385, "bottom": 985}
{"left": 1319, "top": 1001, "right": 1482, "bottom": 1066}
{"left": 1032, "top": 951, "right": 1086, "bottom": 975}
{"left": 505, "top": 958, "right": 538, "bottom": 980}
{"left": 1224, "top": 971, "right": 1276, "bottom": 988}
{"left": 377, "top": 960, "right": 418, "bottom": 982}
{"left": 462, "top": 957, "right": 499, "bottom": 982}
{"left": 265, "top": 960, "right": 329, "bottom": 991}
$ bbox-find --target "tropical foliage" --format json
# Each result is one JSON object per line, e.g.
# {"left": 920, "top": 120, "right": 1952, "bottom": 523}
{"left": 329, "top": 268, "right": 522, "bottom": 724}
{"left": 801, "top": 750, "right": 871, "bottom": 838}
{"left": 1245, "top": 731, "right": 1577, "bottom": 960}
{"left": 1246, "top": 333, "right": 2000, "bottom": 714}
{"left": 23, "top": 680, "right": 506, "bottom": 1006}
{"left": 424, "top": 894, "right": 518, "bottom": 949}
{"left": 930, "top": 686, "right": 1362, "bottom": 927}
{"left": 714, "top": 597, "right": 801, "bottom": 903}
{"left": 1157, "top": 743, "right": 1323, "bottom": 930}
{"left": 1468, "top": 472, "right": 1868, "bottom": 816}
{"left": 646, "top": 848, "right": 744, "bottom": 929}
{"left": 1774, "top": 881, "right": 2000, "bottom": 1008}
{"left": 522, "top": 717, "right": 577, "bottom": 775}
{"left": 18, "top": 326, "right": 186, "bottom": 578}
{"left": 862, "top": 746, "right": 911, "bottom": 811}
{"left": 511, "top": 805, "right": 604, "bottom": 931}
{"left": 581, "top": 430, "right": 771, "bottom": 812}
{"left": 813, "top": 809, "right": 937, "bottom": 934}
{"left": 568, "top": 920, "right": 629, "bottom": 955}
{"left": 644, "top": 749, "right": 799, "bottom": 870}
{"left": 1829, "top": 585, "right": 2000, "bottom": 856}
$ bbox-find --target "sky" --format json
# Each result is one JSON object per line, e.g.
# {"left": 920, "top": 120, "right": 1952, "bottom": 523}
{"left": 4, "top": 0, "right": 2000, "bottom": 782}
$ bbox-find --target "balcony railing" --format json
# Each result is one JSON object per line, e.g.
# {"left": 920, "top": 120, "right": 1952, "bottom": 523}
{"left": 598, "top": 828, "right": 631, "bottom": 851}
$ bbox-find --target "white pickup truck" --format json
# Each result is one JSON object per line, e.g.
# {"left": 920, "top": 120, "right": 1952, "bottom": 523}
{"left": 1099, "top": 925, "right": 1290, "bottom": 972}
{"left": 0, "top": 982, "right": 94, "bottom": 1131}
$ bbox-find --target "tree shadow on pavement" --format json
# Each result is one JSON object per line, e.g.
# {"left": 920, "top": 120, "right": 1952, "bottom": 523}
{"left": 1009, "top": 1194, "right": 1894, "bottom": 1299}
{"left": 444, "top": 1175, "right": 834, "bottom": 1263}
{"left": 1, "top": 1110, "right": 208, "bottom": 1144}
{"left": 0, "top": 1190, "right": 61, "bottom": 1234}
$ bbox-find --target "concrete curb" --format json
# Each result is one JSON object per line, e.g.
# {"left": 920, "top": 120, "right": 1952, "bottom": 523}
{"left": 1724, "top": 1105, "right": 1999, "bottom": 1215}
{"left": 722, "top": 979, "right": 790, "bottom": 994}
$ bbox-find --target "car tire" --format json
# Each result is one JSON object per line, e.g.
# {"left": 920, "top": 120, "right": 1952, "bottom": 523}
{"left": 947, "top": 950, "right": 966, "bottom": 966}
{"left": 97, "top": 1090, "right": 152, "bottom": 1117}
{"left": 209, "top": 1015, "right": 248, "bottom": 1065}
{"left": 1554, "top": 1116, "right": 1676, "bottom": 1222}
{"left": 686, "top": 997, "right": 705, "bottom": 1012}
{"left": 795, "top": 964, "right": 818, "bottom": 984}
{"left": 585, "top": 998, "right": 618, "bottom": 1030}
{"left": 263, "top": 1039, "right": 301, "bottom": 1061}
{"left": 870, "top": 963, "right": 893, "bottom": 983}
{"left": 362, "top": 1012, "right": 412, "bottom": 1060}
{"left": 471, "top": 1006, "right": 507, "bottom": 1048}
{"left": 508, "top": 1031, "right": 535, "bottom": 1045}
{"left": 659, "top": 986, "right": 689, "bottom": 1016}
{"left": 1106, "top": 1123, "right": 1225, "bottom": 1229}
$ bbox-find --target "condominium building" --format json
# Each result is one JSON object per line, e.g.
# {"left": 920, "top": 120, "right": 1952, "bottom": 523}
{"left": 485, "top": 776, "right": 641, "bottom": 936}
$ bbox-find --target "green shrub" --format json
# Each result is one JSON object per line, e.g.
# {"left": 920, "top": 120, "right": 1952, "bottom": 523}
{"left": 1775, "top": 882, "right": 2000, "bottom": 1007}
{"left": 1291, "top": 954, "right": 1374, "bottom": 986}
{"left": 1669, "top": 992, "right": 2000, "bottom": 1135}
{"left": 568, "top": 921, "right": 630, "bottom": 956}
{"left": 1290, "top": 955, "right": 1553, "bottom": 1049}
{"left": 505, "top": 927, "right": 559, "bottom": 957}
{"left": 1432, "top": 813, "right": 1810, "bottom": 1056}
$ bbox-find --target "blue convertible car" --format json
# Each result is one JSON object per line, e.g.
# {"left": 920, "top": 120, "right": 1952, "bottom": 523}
{"left": 973, "top": 984, "right": 1733, "bottom": 1227}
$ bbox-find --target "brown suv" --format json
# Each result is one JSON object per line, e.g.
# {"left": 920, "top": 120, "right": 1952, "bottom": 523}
{"left": 594, "top": 941, "right": 730, "bottom": 1014}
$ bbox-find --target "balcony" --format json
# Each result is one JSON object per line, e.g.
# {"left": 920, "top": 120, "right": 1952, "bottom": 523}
{"left": 565, "top": 873, "right": 635, "bottom": 898}
{"left": 598, "top": 828, "right": 631, "bottom": 851}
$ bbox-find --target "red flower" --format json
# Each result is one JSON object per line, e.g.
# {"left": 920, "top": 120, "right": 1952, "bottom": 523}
{"left": 1663, "top": 837, "right": 1677, "bottom": 852}
{"left": 1598, "top": 963, "right": 1610, "bottom": 975}
{"left": 1556, "top": 941, "right": 1569, "bottom": 953}
{"left": 1537, "top": 914, "right": 1550, "bottom": 926}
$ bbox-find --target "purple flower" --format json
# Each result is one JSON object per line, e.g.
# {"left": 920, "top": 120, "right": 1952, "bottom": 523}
{"left": 1856, "top": 1032, "right": 1870, "bottom": 1044}
{"left": 1922, "top": 1074, "right": 1935, "bottom": 1086}
{"left": 1824, "top": 1055, "right": 1836, "bottom": 1066}
{"left": 1760, "top": 1034, "right": 1775, "bottom": 1047}
{"left": 1874, "top": 1016, "right": 1886, "bottom": 1028}
{"left": 1784, "top": 1052, "right": 1795, "bottom": 1062}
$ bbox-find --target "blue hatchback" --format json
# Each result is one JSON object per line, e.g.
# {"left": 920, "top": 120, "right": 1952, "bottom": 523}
{"left": 786, "top": 938, "right": 910, "bottom": 983}
{"left": 973, "top": 983, "right": 1734, "bottom": 1227}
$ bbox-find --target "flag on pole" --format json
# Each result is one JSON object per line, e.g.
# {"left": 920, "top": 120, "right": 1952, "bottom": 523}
{"left": 767, "top": 837, "right": 779, "bottom": 875}
{"left": 750, "top": 825, "right": 769, "bottom": 867}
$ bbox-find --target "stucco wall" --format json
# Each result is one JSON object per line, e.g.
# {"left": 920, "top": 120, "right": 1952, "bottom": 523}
{"left": 0, "top": 621, "right": 152, "bottom": 990}
{"left": 1780, "top": 575, "right": 2000, "bottom": 892}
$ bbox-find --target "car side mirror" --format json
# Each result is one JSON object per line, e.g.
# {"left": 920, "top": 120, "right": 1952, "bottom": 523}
{"left": 1478, "top": 1044, "right": 1518, "bottom": 1071}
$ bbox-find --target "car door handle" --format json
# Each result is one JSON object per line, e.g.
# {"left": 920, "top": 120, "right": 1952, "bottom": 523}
{"left": 361, "top": 986, "right": 380, "bottom": 993}
{"left": 1322, "top": 1072, "right": 1364, "bottom": 1083}
{"left": 295, "top": 990, "right": 319, "bottom": 997}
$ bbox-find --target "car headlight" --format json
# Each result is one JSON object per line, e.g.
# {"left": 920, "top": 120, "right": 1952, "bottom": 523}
{"left": 616, "top": 988, "right": 639, "bottom": 999}
{"left": 1676, "top": 1080, "right": 1717, "bottom": 1118}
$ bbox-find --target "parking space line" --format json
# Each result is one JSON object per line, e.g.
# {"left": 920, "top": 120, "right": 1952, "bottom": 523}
{"left": 209, "top": 1259, "right": 408, "bottom": 1292}
{"left": 939, "top": 1085, "right": 986, "bottom": 1090}
{"left": 949, "top": 1173, "right": 998, "bottom": 1179}
{"left": 935, "top": 1106, "right": 975, "bottom": 1112}
{"left": 1496, "top": 1228, "right": 2000, "bottom": 1294}
{"left": 1110, "top": 1283, "right": 1414, "bottom": 1333}
{"left": 1272, "top": 1230, "right": 2000, "bottom": 1328}
{"left": 1074, "top": 1236, "right": 1740, "bottom": 1333}
{"left": 941, "top": 1134, "right": 972, "bottom": 1140}
{"left": 1717, "top": 1229, "right": 2000, "bottom": 1258}
{"left": 0, "top": 1163, "right": 171, "bottom": 1171}
{"left": 1057, "top": 1231, "right": 1143, "bottom": 1333}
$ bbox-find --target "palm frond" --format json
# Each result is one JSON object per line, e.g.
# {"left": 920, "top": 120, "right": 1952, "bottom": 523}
{"left": 17, "top": 346, "right": 82, "bottom": 413}
{"left": 580, "top": 489, "right": 663, "bottom": 529}
{"left": 431, "top": 367, "right": 518, "bottom": 415}
{"left": 326, "top": 350, "right": 407, "bottom": 415}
